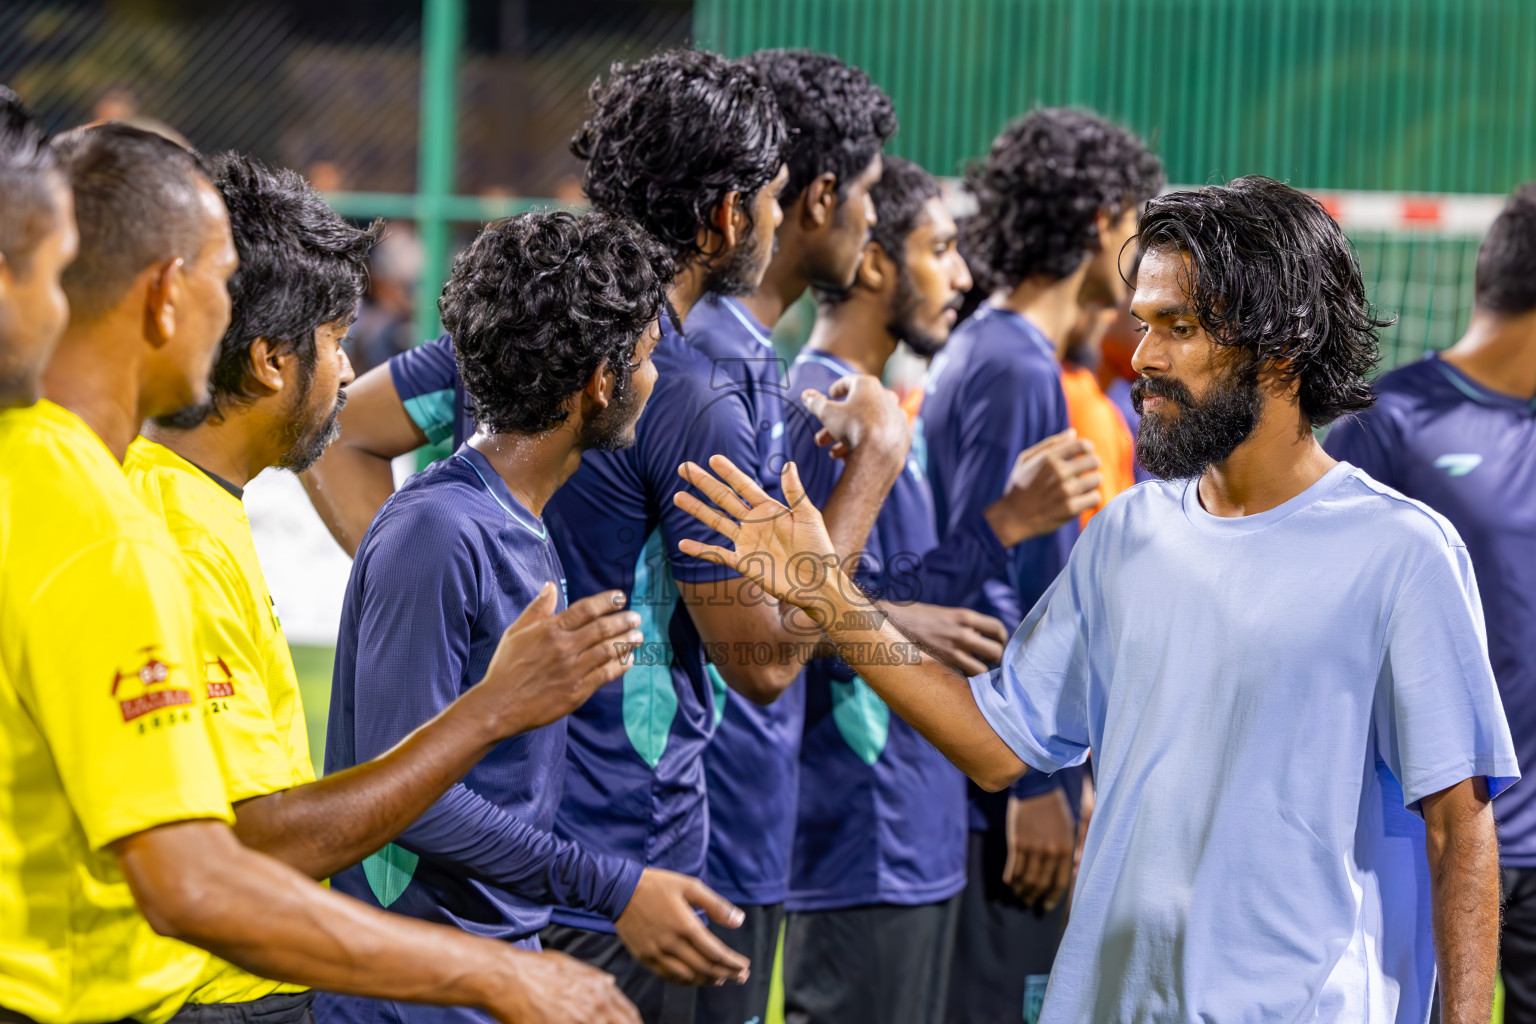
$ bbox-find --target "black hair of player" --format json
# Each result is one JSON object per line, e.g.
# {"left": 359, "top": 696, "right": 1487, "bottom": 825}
{"left": 156, "top": 151, "right": 382, "bottom": 429}
{"left": 1473, "top": 183, "right": 1536, "bottom": 317}
{"left": 739, "top": 49, "right": 896, "bottom": 203}
{"left": 51, "top": 123, "right": 212, "bottom": 320}
{"left": 0, "top": 86, "right": 62, "bottom": 271}
{"left": 962, "top": 107, "right": 1164, "bottom": 292}
{"left": 572, "top": 49, "right": 785, "bottom": 263}
{"left": 1133, "top": 175, "right": 1394, "bottom": 427}
{"left": 814, "top": 155, "right": 939, "bottom": 307}
{"left": 441, "top": 210, "right": 672, "bottom": 436}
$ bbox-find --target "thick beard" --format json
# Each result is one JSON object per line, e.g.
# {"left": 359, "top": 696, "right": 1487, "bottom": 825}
{"left": 704, "top": 225, "right": 775, "bottom": 298}
{"left": 1132, "top": 351, "right": 1263, "bottom": 480}
{"left": 579, "top": 366, "right": 642, "bottom": 452}
{"left": 886, "top": 267, "right": 949, "bottom": 359}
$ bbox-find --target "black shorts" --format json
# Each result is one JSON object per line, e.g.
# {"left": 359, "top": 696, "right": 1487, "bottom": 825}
{"left": 693, "top": 902, "right": 783, "bottom": 1024}
{"left": 782, "top": 897, "right": 960, "bottom": 1024}
{"left": 540, "top": 923, "right": 697, "bottom": 1024}
{"left": 171, "top": 992, "right": 316, "bottom": 1024}
{"left": 945, "top": 831, "right": 1067, "bottom": 1024}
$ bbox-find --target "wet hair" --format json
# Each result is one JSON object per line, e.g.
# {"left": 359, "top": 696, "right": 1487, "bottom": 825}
{"left": 738, "top": 49, "right": 896, "bottom": 203}
{"left": 196, "top": 151, "right": 380, "bottom": 416}
{"left": 1473, "top": 183, "right": 1536, "bottom": 317}
{"left": 441, "top": 210, "right": 671, "bottom": 435}
{"left": 0, "top": 86, "right": 62, "bottom": 270}
{"left": 52, "top": 123, "right": 212, "bottom": 320}
{"left": 572, "top": 49, "right": 785, "bottom": 262}
{"left": 963, "top": 107, "right": 1164, "bottom": 291}
{"left": 815, "top": 156, "right": 940, "bottom": 307}
{"left": 1134, "top": 175, "right": 1393, "bottom": 426}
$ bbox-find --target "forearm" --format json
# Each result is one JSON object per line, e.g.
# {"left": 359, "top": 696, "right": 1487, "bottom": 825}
{"left": 120, "top": 821, "right": 524, "bottom": 1009}
{"left": 809, "top": 569, "right": 1026, "bottom": 789}
{"left": 300, "top": 447, "right": 397, "bottom": 558}
{"left": 1426, "top": 783, "right": 1501, "bottom": 1024}
{"left": 233, "top": 697, "right": 499, "bottom": 880}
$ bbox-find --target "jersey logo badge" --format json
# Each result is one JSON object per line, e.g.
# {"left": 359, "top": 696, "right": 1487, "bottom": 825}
{"left": 204, "top": 657, "right": 236, "bottom": 699}
{"left": 111, "top": 646, "right": 192, "bottom": 722}
{"left": 1433, "top": 453, "right": 1483, "bottom": 477}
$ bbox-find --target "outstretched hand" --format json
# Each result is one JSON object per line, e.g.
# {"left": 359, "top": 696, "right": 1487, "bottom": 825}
{"left": 673, "top": 455, "right": 837, "bottom": 614}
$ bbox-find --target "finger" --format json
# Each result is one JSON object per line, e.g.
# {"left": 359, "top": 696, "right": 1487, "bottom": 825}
{"left": 505, "top": 581, "right": 557, "bottom": 632}
{"left": 1002, "top": 843, "right": 1026, "bottom": 894}
{"left": 662, "top": 921, "right": 747, "bottom": 985}
{"left": 826, "top": 442, "right": 851, "bottom": 460}
{"left": 643, "top": 949, "right": 706, "bottom": 986}
{"left": 801, "top": 387, "right": 832, "bottom": 416}
{"left": 1059, "top": 452, "right": 1104, "bottom": 478}
{"left": 571, "top": 628, "right": 644, "bottom": 677}
{"left": 707, "top": 454, "right": 774, "bottom": 509}
{"left": 1066, "top": 490, "right": 1104, "bottom": 515}
{"left": 1020, "top": 849, "right": 1052, "bottom": 903}
{"left": 570, "top": 609, "right": 644, "bottom": 650}
{"left": 581, "top": 651, "right": 636, "bottom": 691}
{"left": 958, "top": 629, "right": 1004, "bottom": 667}
{"left": 825, "top": 376, "right": 854, "bottom": 398}
{"left": 689, "top": 880, "right": 746, "bottom": 929}
{"left": 946, "top": 649, "right": 987, "bottom": 676}
{"left": 1062, "top": 470, "right": 1104, "bottom": 495}
{"left": 677, "top": 538, "right": 737, "bottom": 568}
{"left": 781, "top": 460, "right": 809, "bottom": 509}
{"left": 1018, "top": 427, "right": 1077, "bottom": 458}
{"left": 813, "top": 427, "right": 835, "bottom": 448}
{"left": 672, "top": 490, "right": 742, "bottom": 540}
{"left": 966, "top": 613, "right": 1009, "bottom": 645}
{"left": 1044, "top": 851, "right": 1074, "bottom": 912}
{"left": 553, "top": 589, "right": 627, "bottom": 630}
{"left": 678, "top": 461, "right": 753, "bottom": 520}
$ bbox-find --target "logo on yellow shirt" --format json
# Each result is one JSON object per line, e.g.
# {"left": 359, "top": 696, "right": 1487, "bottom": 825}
{"left": 204, "top": 657, "right": 237, "bottom": 700}
{"left": 112, "top": 646, "right": 192, "bottom": 722}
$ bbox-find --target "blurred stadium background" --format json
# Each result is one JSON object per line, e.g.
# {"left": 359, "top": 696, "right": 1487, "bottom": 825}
{"left": 4, "top": 2, "right": 1528, "bottom": 1014}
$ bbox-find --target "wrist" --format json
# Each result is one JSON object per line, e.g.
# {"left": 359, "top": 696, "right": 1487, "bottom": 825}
{"left": 983, "top": 501, "right": 1020, "bottom": 548}
{"left": 463, "top": 942, "right": 530, "bottom": 1012}
{"left": 447, "top": 686, "right": 519, "bottom": 749}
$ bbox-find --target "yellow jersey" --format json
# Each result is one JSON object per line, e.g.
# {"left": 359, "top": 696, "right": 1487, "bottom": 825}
{"left": 125, "top": 439, "right": 314, "bottom": 1006}
{"left": 0, "top": 401, "right": 233, "bottom": 1024}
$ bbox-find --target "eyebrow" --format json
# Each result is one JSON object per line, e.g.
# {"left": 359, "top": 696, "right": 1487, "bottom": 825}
{"left": 1130, "top": 302, "right": 1193, "bottom": 321}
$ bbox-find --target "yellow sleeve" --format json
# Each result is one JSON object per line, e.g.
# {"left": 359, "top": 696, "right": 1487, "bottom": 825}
{"left": 16, "top": 539, "right": 233, "bottom": 850}
{"left": 183, "top": 550, "right": 304, "bottom": 802}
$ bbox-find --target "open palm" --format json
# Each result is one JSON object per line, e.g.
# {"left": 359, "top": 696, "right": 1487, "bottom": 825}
{"left": 672, "top": 455, "right": 837, "bottom": 611}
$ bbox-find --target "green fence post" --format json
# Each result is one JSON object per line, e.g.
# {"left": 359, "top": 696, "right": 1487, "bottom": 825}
{"left": 415, "top": 0, "right": 464, "bottom": 345}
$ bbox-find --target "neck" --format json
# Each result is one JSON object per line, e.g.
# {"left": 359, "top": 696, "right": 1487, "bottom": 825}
{"left": 142, "top": 416, "right": 274, "bottom": 489}
{"left": 668, "top": 269, "right": 708, "bottom": 326}
{"left": 740, "top": 243, "right": 812, "bottom": 330}
{"left": 41, "top": 318, "right": 147, "bottom": 463}
{"left": 1441, "top": 310, "right": 1536, "bottom": 401}
{"left": 1197, "top": 402, "right": 1335, "bottom": 518}
{"left": 804, "top": 297, "right": 896, "bottom": 378}
{"left": 468, "top": 427, "right": 584, "bottom": 517}
{"left": 995, "top": 262, "right": 1092, "bottom": 358}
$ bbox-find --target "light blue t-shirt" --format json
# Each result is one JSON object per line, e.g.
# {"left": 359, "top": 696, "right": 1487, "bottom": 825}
{"left": 971, "top": 462, "right": 1519, "bottom": 1024}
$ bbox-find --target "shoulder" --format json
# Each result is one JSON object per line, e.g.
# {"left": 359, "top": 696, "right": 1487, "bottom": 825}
{"left": 1330, "top": 467, "right": 1467, "bottom": 552}
{"left": 787, "top": 354, "right": 845, "bottom": 398}
{"left": 360, "top": 456, "right": 490, "bottom": 569}
{"left": 389, "top": 334, "right": 460, "bottom": 399}
{"left": 682, "top": 296, "right": 747, "bottom": 356}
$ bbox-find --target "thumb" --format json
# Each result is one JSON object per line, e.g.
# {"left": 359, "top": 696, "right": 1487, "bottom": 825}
{"left": 688, "top": 879, "right": 745, "bottom": 929}
{"left": 506, "top": 581, "right": 557, "bottom": 634}
{"left": 801, "top": 388, "right": 830, "bottom": 417}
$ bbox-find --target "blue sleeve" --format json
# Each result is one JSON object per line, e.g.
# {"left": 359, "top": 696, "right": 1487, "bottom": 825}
{"left": 350, "top": 509, "right": 642, "bottom": 919}
{"left": 388, "top": 336, "right": 461, "bottom": 445}
{"left": 911, "top": 507, "right": 1009, "bottom": 608}
{"left": 643, "top": 362, "right": 762, "bottom": 587}
{"left": 1374, "top": 539, "right": 1520, "bottom": 811}
{"left": 970, "top": 546, "right": 1094, "bottom": 777}
{"left": 1323, "top": 403, "right": 1400, "bottom": 489}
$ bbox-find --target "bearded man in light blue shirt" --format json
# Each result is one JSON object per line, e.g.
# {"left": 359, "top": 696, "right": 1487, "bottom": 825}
{"left": 669, "top": 175, "right": 1518, "bottom": 1024}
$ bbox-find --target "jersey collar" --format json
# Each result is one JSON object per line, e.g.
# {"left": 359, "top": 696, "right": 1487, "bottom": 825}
{"left": 1427, "top": 352, "right": 1536, "bottom": 413}
{"left": 452, "top": 443, "right": 548, "bottom": 540}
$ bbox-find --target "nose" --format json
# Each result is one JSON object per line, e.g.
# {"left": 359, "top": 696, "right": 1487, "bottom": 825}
{"left": 864, "top": 191, "right": 878, "bottom": 228}
{"left": 1130, "top": 329, "right": 1167, "bottom": 377}
{"left": 953, "top": 252, "right": 974, "bottom": 294}
{"left": 338, "top": 344, "right": 356, "bottom": 387}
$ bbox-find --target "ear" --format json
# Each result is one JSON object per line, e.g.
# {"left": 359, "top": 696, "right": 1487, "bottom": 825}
{"left": 1092, "top": 208, "right": 1115, "bottom": 250}
{"left": 799, "top": 172, "right": 837, "bottom": 230}
{"left": 144, "top": 258, "right": 185, "bottom": 347}
{"left": 584, "top": 358, "right": 616, "bottom": 410}
{"left": 859, "top": 242, "right": 896, "bottom": 294}
{"left": 246, "top": 336, "right": 287, "bottom": 395}
{"left": 704, "top": 191, "right": 744, "bottom": 255}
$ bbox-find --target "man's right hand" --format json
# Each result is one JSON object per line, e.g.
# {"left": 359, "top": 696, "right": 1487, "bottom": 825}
{"left": 484, "top": 950, "right": 641, "bottom": 1024}
{"left": 614, "top": 868, "right": 751, "bottom": 986}
{"left": 886, "top": 603, "right": 1008, "bottom": 676}
{"left": 984, "top": 429, "right": 1103, "bottom": 547}
{"left": 802, "top": 374, "right": 910, "bottom": 462}
{"left": 469, "top": 585, "right": 644, "bottom": 739}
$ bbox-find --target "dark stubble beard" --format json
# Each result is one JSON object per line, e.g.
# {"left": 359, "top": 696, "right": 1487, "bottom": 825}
{"left": 278, "top": 386, "right": 347, "bottom": 473}
{"left": 578, "top": 365, "right": 643, "bottom": 452}
{"left": 886, "top": 266, "right": 955, "bottom": 359}
{"left": 1131, "top": 350, "right": 1264, "bottom": 480}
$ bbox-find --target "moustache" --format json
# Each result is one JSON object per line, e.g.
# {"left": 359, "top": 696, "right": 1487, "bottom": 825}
{"left": 1130, "top": 374, "right": 1192, "bottom": 413}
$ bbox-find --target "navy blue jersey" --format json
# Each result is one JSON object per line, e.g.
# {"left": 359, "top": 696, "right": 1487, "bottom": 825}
{"left": 541, "top": 313, "right": 773, "bottom": 930}
{"left": 785, "top": 351, "right": 968, "bottom": 910}
{"left": 325, "top": 445, "right": 642, "bottom": 949}
{"left": 918, "top": 304, "right": 1080, "bottom": 812}
{"left": 1326, "top": 352, "right": 1536, "bottom": 864}
{"left": 684, "top": 294, "right": 807, "bottom": 907}
{"left": 389, "top": 334, "right": 473, "bottom": 448}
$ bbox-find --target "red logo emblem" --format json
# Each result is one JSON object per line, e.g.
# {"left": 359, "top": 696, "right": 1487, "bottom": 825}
{"left": 112, "top": 646, "right": 192, "bottom": 722}
{"left": 204, "top": 657, "right": 236, "bottom": 700}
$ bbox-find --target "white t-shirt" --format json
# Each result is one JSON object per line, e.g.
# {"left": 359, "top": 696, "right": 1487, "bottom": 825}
{"left": 971, "top": 462, "right": 1519, "bottom": 1024}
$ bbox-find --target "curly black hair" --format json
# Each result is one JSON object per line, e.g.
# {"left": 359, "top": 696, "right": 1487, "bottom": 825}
{"left": 572, "top": 49, "right": 785, "bottom": 262}
{"left": 1134, "top": 175, "right": 1393, "bottom": 426}
{"left": 738, "top": 49, "right": 896, "bottom": 203}
{"left": 194, "top": 151, "right": 381, "bottom": 417}
{"left": 441, "top": 210, "right": 672, "bottom": 436}
{"left": 962, "top": 107, "right": 1163, "bottom": 292}
{"left": 53, "top": 123, "right": 212, "bottom": 320}
{"left": 0, "top": 86, "right": 61, "bottom": 270}
{"left": 814, "top": 156, "right": 939, "bottom": 307}
{"left": 1474, "top": 183, "right": 1536, "bottom": 316}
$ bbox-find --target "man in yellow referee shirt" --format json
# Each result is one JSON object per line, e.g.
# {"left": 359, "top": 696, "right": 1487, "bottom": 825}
{"left": 127, "top": 151, "right": 724, "bottom": 1024}
{"left": 3, "top": 117, "right": 641, "bottom": 1024}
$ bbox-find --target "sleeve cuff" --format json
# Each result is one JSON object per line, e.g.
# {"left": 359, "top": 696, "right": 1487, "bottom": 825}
{"left": 591, "top": 856, "right": 646, "bottom": 921}
{"left": 1402, "top": 755, "right": 1522, "bottom": 813}
{"left": 1010, "top": 770, "right": 1068, "bottom": 799}
{"left": 968, "top": 667, "right": 1074, "bottom": 777}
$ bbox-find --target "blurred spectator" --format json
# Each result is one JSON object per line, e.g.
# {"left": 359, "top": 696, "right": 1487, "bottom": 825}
{"left": 307, "top": 160, "right": 346, "bottom": 192}
{"left": 1061, "top": 305, "right": 1136, "bottom": 522}
{"left": 344, "top": 221, "right": 422, "bottom": 374}
{"left": 87, "top": 86, "right": 191, "bottom": 148}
